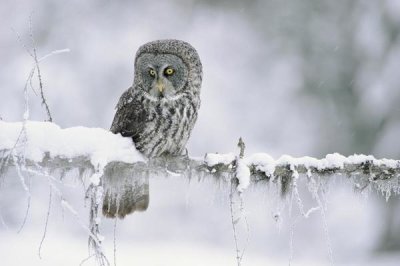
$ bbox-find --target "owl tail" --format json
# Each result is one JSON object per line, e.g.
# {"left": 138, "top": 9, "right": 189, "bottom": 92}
{"left": 102, "top": 182, "right": 149, "bottom": 219}
{"left": 102, "top": 165, "right": 150, "bottom": 219}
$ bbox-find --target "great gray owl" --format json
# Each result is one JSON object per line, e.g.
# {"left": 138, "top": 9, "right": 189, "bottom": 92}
{"left": 110, "top": 39, "right": 202, "bottom": 157}
{"left": 103, "top": 39, "right": 202, "bottom": 218}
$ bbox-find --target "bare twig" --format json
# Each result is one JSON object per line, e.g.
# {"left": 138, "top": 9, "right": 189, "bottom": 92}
{"left": 11, "top": 27, "right": 34, "bottom": 58}
{"left": 79, "top": 254, "right": 96, "bottom": 266}
{"left": 28, "top": 14, "right": 52, "bottom": 122}
{"left": 309, "top": 178, "right": 335, "bottom": 266}
{"left": 39, "top": 49, "right": 70, "bottom": 62}
{"left": 113, "top": 218, "right": 117, "bottom": 266}
{"left": 38, "top": 184, "right": 52, "bottom": 259}
{"left": 229, "top": 180, "right": 241, "bottom": 266}
{"left": 288, "top": 179, "right": 320, "bottom": 266}
{"left": 87, "top": 166, "right": 110, "bottom": 266}
{"left": 17, "top": 174, "right": 32, "bottom": 233}
{"left": 238, "top": 137, "right": 245, "bottom": 159}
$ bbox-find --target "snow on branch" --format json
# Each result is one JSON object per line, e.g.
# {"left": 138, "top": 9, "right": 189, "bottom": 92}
{"left": 1, "top": 121, "right": 400, "bottom": 197}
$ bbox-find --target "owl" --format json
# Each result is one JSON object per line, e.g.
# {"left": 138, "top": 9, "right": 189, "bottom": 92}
{"left": 103, "top": 40, "right": 202, "bottom": 218}
{"left": 110, "top": 39, "right": 202, "bottom": 158}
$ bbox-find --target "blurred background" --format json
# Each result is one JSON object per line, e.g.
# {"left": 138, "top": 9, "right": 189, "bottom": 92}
{"left": 1, "top": 0, "right": 400, "bottom": 265}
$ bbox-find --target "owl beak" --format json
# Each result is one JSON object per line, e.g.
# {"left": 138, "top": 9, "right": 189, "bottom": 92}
{"left": 155, "top": 80, "right": 165, "bottom": 93}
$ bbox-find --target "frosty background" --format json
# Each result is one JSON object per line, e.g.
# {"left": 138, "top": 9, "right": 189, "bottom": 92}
{"left": 1, "top": 0, "right": 400, "bottom": 265}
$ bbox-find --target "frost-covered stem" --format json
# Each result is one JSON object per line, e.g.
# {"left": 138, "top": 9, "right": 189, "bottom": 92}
{"left": 229, "top": 187, "right": 250, "bottom": 266}
{"left": 13, "top": 165, "right": 108, "bottom": 265}
{"left": 290, "top": 167, "right": 320, "bottom": 219}
{"left": 288, "top": 166, "right": 325, "bottom": 265}
{"left": 238, "top": 194, "right": 250, "bottom": 264}
{"left": 80, "top": 255, "right": 96, "bottom": 266}
{"left": 0, "top": 62, "right": 34, "bottom": 183}
{"left": 0, "top": 24, "right": 35, "bottom": 182}
{"left": 38, "top": 184, "right": 52, "bottom": 259}
{"left": 308, "top": 178, "right": 334, "bottom": 266}
{"left": 17, "top": 174, "right": 32, "bottom": 233}
{"left": 229, "top": 179, "right": 241, "bottom": 266}
{"left": 23, "top": 67, "right": 34, "bottom": 122}
{"left": 87, "top": 168, "right": 109, "bottom": 266}
{"left": 288, "top": 192, "right": 295, "bottom": 266}
{"left": 228, "top": 138, "right": 250, "bottom": 265}
{"left": 113, "top": 218, "right": 117, "bottom": 266}
{"left": 38, "top": 49, "right": 71, "bottom": 62}
{"left": 89, "top": 185, "right": 102, "bottom": 264}
{"left": 29, "top": 15, "right": 52, "bottom": 122}
{"left": 315, "top": 191, "right": 334, "bottom": 266}
{"left": 12, "top": 155, "right": 30, "bottom": 195}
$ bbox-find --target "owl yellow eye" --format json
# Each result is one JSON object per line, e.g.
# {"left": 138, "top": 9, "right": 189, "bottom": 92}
{"left": 164, "top": 67, "right": 174, "bottom": 76}
{"left": 149, "top": 69, "right": 156, "bottom": 77}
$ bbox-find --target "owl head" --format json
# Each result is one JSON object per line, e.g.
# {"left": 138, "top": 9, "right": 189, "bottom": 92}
{"left": 133, "top": 39, "right": 202, "bottom": 99}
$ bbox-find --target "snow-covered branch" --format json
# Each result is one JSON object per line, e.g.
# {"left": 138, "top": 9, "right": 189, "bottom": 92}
{"left": 1, "top": 120, "right": 399, "bottom": 266}
{"left": 1, "top": 121, "right": 399, "bottom": 197}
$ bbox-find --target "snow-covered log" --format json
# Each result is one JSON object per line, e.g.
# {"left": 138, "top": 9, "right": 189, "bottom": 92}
{"left": 1, "top": 121, "right": 400, "bottom": 196}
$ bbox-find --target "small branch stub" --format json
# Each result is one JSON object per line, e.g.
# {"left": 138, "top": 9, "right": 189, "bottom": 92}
{"left": 238, "top": 137, "right": 245, "bottom": 159}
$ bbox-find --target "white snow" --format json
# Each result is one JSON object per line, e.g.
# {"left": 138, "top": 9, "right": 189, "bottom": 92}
{"left": 252, "top": 153, "right": 399, "bottom": 172}
{"left": 202, "top": 151, "right": 398, "bottom": 192}
{"left": 205, "top": 152, "right": 236, "bottom": 167}
{"left": 273, "top": 153, "right": 347, "bottom": 170}
{"left": 0, "top": 121, "right": 145, "bottom": 168}
{"left": 237, "top": 152, "right": 398, "bottom": 192}
{"left": 90, "top": 172, "right": 103, "bottom": 186}
{"left": 236, "top": 159, "right": 250, "bottom": 193}
{"left": 245, "top": 153, "right": 276, "bottom": 176}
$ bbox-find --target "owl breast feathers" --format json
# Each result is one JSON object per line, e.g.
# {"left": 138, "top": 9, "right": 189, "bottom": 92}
{"left": 110, "top": 39, "right": 202, "bottom": 158}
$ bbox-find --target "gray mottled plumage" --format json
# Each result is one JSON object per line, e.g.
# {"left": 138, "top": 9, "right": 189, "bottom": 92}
{"left": 110, "top": 39, "right": 202, "bottom": 158}
{"left": 103, "top": 40, "right": 202, "bottom": 218}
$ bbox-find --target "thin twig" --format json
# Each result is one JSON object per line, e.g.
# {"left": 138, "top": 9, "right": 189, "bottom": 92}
{"left": 288, "top": 190, "right": 295, "bottom": 266}
{"left": 113, "top": 218, "right": 117, "bottom": 266}
{"left": 309, "top": 178, "right": 335, "bottom": 266}
{"left": 0, "top": 125, "right": 26, "bottom": 181}
{"left": 11, "top": 27, "right": 34, "bottom": 58}
{"left": 28, "top": 14, "right": 53, "bottom": 122}
{"left": 13, "top": 155, "right": 30, "bottom": 194}
{"left": 38, "top": 184, "right": 52, "bottom": 259}
{"left": 238, "top": 195, "right": 250, "bottom": 264}
{"left": 17, "top": 174, "right": 32, "bottom": 233}
{"left": 79, "top": 254, "right": 96, "bottom": 266}
{"left": 315, "top": 191, "right": 334, "bottom": 266}
{"left": 39, "top": 49, "right": 70, "bottom": 62}
{"left": 88, "top": 173, "right": 110, "bottom": 266}
{"left": 229, "top": 181, "right": 241, "bottom": 266}
{"left": 238, "top": 137, "right": 245, "bottom": 159}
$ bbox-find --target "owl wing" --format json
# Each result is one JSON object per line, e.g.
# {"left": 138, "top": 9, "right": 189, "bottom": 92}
{"left": 110, "top": 88, "right": 146, "bottom": 143}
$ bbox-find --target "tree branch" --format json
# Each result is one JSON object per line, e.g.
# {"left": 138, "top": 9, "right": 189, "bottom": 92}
{"left": 1, "top": 145, "right": 400, "bottom": 197}
{"left": 0, "top": 121, "right": 399, "bottom": 197}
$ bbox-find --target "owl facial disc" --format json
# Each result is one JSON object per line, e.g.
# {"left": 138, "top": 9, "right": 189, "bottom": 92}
{"left": 136, "top": 53, "right": 188, "bottom": 100}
